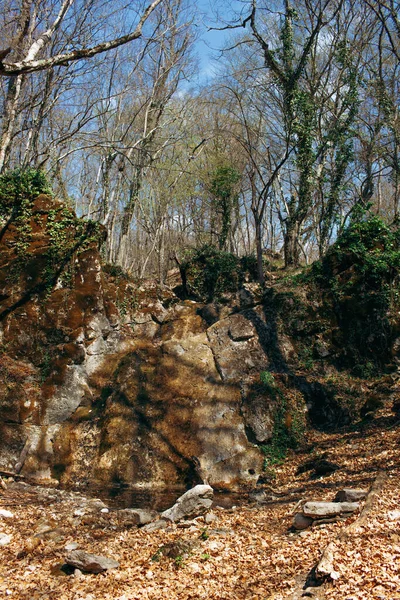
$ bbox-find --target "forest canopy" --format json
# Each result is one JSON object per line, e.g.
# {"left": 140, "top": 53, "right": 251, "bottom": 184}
{"left": 0, "top": 0, "right": 399, "bottom": 280}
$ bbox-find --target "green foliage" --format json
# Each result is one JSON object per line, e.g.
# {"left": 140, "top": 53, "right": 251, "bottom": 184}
{"left": 181, "top": 245, "right": 246, "bottom": 302}
{"left": 0, "top": 168, "right": 52, "bottom": 218}
{"left": 240, "top": 254, "right": 259, "bottom": 280}
{"left": 116, "top": 287, "right": 138, "bottom": 318}
{"left": 199, "top": 527, "right": 209, "bottom": 541}
{"left": 103, "top": 263, "right": 130, "bottom": 280}
{"left": 259, "top": 371, "right": 305, "bottom": 467}
{"left": 310, "top": 212, "right": 400, "bottom": 368}
{"left": 314, "top": 213, "right": 400, "bottom": 297}
{"left": 260, "top": 370, "right": 276, "bottom": 390}
{"left": 1, "top": 169, "right": 105, "bottom": 296}
{"left": 174, "top": 555, "right": 185, "bottom": 568}
{"left": 209, "top": 165, "right": 241, "bottom": 251}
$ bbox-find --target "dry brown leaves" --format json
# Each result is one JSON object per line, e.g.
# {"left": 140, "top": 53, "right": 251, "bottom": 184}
{"left": 0, "top": 408, "right": 399, "bottom": 600}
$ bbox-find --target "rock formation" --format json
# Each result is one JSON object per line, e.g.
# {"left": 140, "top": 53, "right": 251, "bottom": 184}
{"left": 0, "top": 195, "right": 266, "bottom": 490}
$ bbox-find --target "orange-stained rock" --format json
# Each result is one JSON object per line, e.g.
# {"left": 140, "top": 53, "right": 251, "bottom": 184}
{"left": 0, "top": 194, "right": 265, "bottom": 490}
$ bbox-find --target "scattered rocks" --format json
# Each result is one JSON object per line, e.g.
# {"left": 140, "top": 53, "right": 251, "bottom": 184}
{"left": 293, "top": 500, "right": 360, "bottom": 530}
{"left": 65, "top": 550, "right": 120, "bottom": 574}
{"left": 161, "top": 485, "right": 213, "bottom": 523}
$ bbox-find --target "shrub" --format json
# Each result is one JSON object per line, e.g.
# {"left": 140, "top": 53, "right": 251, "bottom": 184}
{"left": 181, "top": 245, "right": 244, "bottom": 302}
{"left": 309, "top": 213, "right": 400, "bottom": 369}
{"left": 0, "top": 168, "right": 52, "bottom": 218}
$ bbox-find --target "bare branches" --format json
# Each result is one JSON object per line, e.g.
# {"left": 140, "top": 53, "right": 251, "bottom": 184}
{"left": 0, "top": 0, "right": 164, "bottom": 76}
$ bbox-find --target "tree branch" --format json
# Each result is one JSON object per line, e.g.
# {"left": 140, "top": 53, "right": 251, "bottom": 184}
{"left": 0, "top": 0, "right": 164, "bottom": 76}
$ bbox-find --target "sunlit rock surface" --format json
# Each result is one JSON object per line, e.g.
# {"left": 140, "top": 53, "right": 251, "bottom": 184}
{"left": 0, "top": 195, "right": 264, "bottom": 490}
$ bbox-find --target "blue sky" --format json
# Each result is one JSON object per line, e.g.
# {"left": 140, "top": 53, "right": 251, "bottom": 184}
{"left": 195, "top": 0, "right": 246, "bottom": 81}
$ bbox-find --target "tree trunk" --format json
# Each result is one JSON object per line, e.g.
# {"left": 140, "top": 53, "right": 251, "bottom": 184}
{"left": 0, "top": 75, "right": 23, "bottom": 172}
{"left": 254, "top": 213, "right": 265, "bottom": 285}
{"left": 284, "top": 220, "right": 301, "bottom": 268}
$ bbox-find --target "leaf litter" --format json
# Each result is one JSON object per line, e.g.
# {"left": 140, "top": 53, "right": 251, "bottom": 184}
{"left": 0, "top": 406, "right": 399, "bottom": 599}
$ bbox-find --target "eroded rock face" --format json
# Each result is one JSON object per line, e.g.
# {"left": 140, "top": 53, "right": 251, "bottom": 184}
{"left": 0, "top": 195, "right": 134, "bottom": 483}
{"left": 55, "top": 316, "right": 264, "bottom": 490}
{"left": 0, "top": 195, "right": 265, "bottom": 490}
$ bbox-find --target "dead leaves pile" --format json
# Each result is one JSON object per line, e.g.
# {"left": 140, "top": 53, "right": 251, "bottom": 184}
{"left": 0, "top": 408, "right": 399, "bottom": 599}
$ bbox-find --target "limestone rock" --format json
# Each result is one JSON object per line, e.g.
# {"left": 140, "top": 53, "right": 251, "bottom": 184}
{"left": 161, "top": 485, "right": 214, "bottom": 522}
{"left": 334, "top": 488, "right": 368, "bottom": 503}
{"left": 204, "top": 511, "right": 217, "bottom": 524}
{"left": 207, "top": 313, "right": 267, "bottom": 383}
{"left": 142, "top": 519, "right": 169, "bottom": 532}
{"left": 303, "top": 501, "right": 359, "bottom": 518}
{"left": 66, "top": 550, "right": 119, "bottom": 573}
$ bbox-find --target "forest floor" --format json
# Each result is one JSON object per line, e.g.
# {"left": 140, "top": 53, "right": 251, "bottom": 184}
{"left": 0, "top": 405, "right": 399, "bottom": 600}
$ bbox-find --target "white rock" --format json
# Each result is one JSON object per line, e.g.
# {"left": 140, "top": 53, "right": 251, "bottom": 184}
{"left": 0, "top": 509, "right": 14, "bottom": 519}
{"left": 65, "top": 542, "right": 79, "bottom": 551}
{"left": 0, "top": 533, "right": 12, "bottom": 545}
{"left": 387, "top": 510, "right": 400, "bottom": 521}
{"left": 204, "top": 512, "right": 217, "bottom": 524}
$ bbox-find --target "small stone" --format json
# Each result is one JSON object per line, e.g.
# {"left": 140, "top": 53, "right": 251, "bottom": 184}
{"left": 142, "top": 519, "right": 168, "bottom": 532}
{"left": 303, "top": 501, "right": 359, "bottom": 519}
{"left": 66, "top": 550, "right": 119, "bottom": 573}
{"left": 204, "top": 512, "right": 217, "bottom": 524}
{"left": 86, "top": 499, "right": 107, "bottom": 510}
{"left": 65, "top": 542, "right": 79, "bottom": 551}
{"left": 100, "top": 508, "right": 109, "bottom": 513}
{"left": 293, "top": 513, "right": 313, "bottom": 530}
{"left": 334, "top": 488, "right": 368, "bottom": 503}
{"left": 73, "top": 568, "right": 83, "bottom": 579}
{"left": 0, "top": 509, "right": 14, "bottom": 519}
{"left": 387, "top": 510, "right": 400, "bottom": 521}
{"left": 161, "top": 485, "right": 214, "bottom": 523}
{"left": 118, "top": 508, "right": 158, "bottom": 526}
{"left": 0, "top": 533, "right": 12, "bottom": 546}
